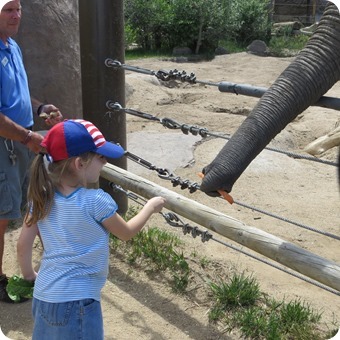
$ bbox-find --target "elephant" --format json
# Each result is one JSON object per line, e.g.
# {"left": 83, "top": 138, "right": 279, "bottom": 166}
{"left": 200, "top": 3, "right": 340, "bottom": 196}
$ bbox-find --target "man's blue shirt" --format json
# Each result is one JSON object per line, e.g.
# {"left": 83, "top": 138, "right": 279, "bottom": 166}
{"left": 0, "top": 38, "right": 33, "bottom": 128}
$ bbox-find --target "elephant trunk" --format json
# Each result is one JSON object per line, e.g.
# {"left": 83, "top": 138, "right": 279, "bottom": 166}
{"left": 201, "top": 4, "right": 340, "bottom": 195}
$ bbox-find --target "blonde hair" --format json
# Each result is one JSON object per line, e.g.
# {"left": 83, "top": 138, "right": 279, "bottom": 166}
{"left": 25, "top": 152, "right": 95, "bottom": 226}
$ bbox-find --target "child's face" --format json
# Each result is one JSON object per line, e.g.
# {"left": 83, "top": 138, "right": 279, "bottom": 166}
{"left": 84, "top": 154, "right": 107, "bottom": 184}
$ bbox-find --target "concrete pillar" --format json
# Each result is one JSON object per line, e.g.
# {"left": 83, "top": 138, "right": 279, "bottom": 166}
{"left": 17, "top": 1, "right": 82, "bottom": 130}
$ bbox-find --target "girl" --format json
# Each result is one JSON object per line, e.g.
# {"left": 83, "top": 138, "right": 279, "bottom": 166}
{"left": 17, "top": 119, "right": 165, "bottom": 340}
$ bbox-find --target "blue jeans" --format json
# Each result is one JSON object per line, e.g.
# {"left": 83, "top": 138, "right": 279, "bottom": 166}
{"left": 32, "top": 298, "right": 103, "bottom": 340}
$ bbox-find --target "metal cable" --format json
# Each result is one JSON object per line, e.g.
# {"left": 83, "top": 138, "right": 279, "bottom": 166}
{"left": 105, "top": 60, "right": 340, "bottom": 111}
{"left": 122, "top": 151, "right": 340, "bottom": 241}
{"left": 105, "top": 101, "right": 338, "bottom": 168}
{"left": 230, "top": 199, "right": 340, "bottom": 240}
{"left": 105, "top": 58, "right": 157, "bottom": 76}
{"left": 211, "top": 236, "right": 340, "bottom": 296}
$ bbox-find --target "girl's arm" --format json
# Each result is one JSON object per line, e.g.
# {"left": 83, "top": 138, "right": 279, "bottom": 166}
{"left": 102, "top": 196, "right": 165, "bottom": 241}
{"left": 17, "top": 219, "right": 39, "bottom": 281}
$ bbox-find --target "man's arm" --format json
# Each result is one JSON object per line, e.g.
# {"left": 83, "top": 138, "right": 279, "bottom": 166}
{"left": 0, "top": 112, "right": 43, "bottom": 153}
{"left": 31, "top": 97, "right": 44, "bottom": 116}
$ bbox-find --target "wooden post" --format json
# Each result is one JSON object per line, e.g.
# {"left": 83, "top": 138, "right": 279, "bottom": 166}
{"left": 313, "top": 0, "right": 317, "bottom": 18}
{"left": 101, "top": 163, "right": 340, "bottom": 292}
{"left": 79, "top": 0, "right": 127, "bottom": 213}
{"left": 268, "top": 0, "right": 275, "bottom": 24}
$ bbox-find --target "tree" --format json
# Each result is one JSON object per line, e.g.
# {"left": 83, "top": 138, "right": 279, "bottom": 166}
{"left": 168, "top": 0, "right": 229, "bottom": 53}
{"left": 124, "top": 0, "right": 271, "bottom": 53}
{"left": 226, "top": 0, "right": 271, "bottom": 46}
{"left": 124, "top": 0, "right": 173, "bottom": 50}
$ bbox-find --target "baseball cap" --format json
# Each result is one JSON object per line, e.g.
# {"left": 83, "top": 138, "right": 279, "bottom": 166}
{"left": 41, "top": 119, "right": 125, "bottom": 162}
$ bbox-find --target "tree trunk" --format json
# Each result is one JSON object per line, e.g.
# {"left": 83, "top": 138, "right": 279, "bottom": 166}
{"left": 195, "top": 17, "right": 203, "bottom": 55}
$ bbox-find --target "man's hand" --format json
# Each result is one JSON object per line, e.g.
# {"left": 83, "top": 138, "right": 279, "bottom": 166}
{"left": 26, "top": 131, "right": 44, "bottom": 154}
{"left": 38, "top": 104, "right": 63, "bottom": 126}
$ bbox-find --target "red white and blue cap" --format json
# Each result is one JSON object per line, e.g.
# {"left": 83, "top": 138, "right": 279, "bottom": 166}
{"left": 41, "top": 119, "right": 125, "bottom": 162}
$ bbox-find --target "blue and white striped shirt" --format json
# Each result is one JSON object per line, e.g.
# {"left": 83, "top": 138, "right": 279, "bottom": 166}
{"left": 34, "top": 187, "right": 118, "bottom": 303}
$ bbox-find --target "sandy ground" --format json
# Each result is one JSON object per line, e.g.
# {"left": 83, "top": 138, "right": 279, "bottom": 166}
{"left": 1, "top": 52, "right": 339, "bottom": 339}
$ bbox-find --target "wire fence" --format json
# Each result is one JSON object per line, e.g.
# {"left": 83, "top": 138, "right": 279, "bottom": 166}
{"left": 104, "top": 59, "right": 340, "bottom": 296}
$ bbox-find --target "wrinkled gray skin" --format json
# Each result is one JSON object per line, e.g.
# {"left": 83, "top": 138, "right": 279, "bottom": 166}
{"left": 200, "top": 3, "right": 340, "bottom": 196}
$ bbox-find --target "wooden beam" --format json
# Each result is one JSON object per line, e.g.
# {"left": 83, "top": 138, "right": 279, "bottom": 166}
{"left": 304, "top": 125, "right": 340, "bottom": 155}
{"left": 101, "top": 163, "right": 340, "bottom": 292}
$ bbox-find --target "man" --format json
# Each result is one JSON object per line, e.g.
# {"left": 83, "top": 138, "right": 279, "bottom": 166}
{"left": 0, "top": 0, "right": 62, "bottom": 302}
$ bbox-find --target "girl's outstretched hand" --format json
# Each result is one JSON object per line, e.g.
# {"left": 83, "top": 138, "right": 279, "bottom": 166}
{"left": 144, "top": 196, "right": 166, "bottom": 214}
{"left": 103, "top": 196, "right": 166, "bottom": 241}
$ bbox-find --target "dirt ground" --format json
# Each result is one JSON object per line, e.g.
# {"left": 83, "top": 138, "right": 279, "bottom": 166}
{"left": 1, "top": 52, "right": 339, "bottom": 339}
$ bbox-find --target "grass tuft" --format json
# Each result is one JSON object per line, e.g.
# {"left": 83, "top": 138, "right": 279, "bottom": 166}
{"left": 208, "top": 276, "right": 327, "bottom": 339}
{"left": 111, "top": 206, "right": 190, "bottom": 292}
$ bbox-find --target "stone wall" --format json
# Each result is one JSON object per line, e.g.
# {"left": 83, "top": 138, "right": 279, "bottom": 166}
{"left": 16, "top": 0, "right": 82, "bottom": 130}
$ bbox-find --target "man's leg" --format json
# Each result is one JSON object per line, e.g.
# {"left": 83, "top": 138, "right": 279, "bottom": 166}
{"left": 0, "top": 219, "right": 14, "bottom": 302}
{"left": 0, "top": 219, "right": 8, "bottom": 276}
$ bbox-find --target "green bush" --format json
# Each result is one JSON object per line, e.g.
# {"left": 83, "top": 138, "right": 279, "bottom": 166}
{"left": 269, "top": 34, "right": 309, "bottom": 57}
{"left": 125, "top": 0, "right": 273, "bottom": 53}
{"left": 225, "top": 0, "right": 271, "bottom": 46}
{"left": 124, "top": 24, "right": 137, "bottom": 49}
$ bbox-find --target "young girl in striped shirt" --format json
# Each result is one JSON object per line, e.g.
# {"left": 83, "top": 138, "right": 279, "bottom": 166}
{"left": 17, "top": 119, "right": 165, "bottom": 340}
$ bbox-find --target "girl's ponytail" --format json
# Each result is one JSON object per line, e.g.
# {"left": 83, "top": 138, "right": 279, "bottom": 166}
{"left": 25, "top": 153, "right": 54, "bottom": 226}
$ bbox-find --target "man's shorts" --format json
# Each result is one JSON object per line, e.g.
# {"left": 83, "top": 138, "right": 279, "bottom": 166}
{"left": 0, "top": 137, "right": 34, "bottom": 220}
